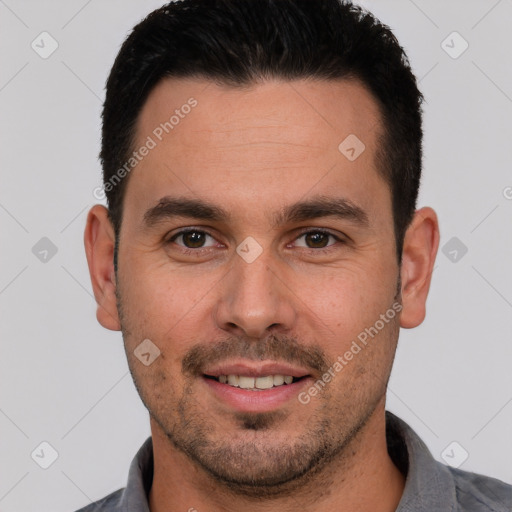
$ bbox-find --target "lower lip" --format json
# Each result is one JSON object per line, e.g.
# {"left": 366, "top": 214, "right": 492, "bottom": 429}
{"left": 202, "top": 376, "right": 311, "bottom": 412}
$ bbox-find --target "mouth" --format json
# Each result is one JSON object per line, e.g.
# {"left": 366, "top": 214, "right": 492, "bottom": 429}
{"left": 201, "top": 362, "right": 313, "bottom": 412}
{"left": 203, "top": 374, "right": 306, "bottom": 391}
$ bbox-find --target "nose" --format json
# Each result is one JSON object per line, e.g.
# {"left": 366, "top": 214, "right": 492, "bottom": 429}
{"left": 213, "top": 250, "right": 297, "bottom": 339}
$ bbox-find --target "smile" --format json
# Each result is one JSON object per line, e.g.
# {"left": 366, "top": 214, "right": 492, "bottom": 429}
{"left": 205, "top": 374, "right": 303, "bottom": 390}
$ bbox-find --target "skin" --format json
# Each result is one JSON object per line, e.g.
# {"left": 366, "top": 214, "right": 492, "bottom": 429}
{"left": 84, "top": 77, "right": 439, "bottom": 512}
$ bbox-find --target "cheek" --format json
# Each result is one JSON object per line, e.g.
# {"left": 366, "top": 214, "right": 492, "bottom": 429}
{"left": 303, "top": 261, "right": 398, "bottom": 344}
{"left": 116, "top": 264, "right": 177, "bottom": 344}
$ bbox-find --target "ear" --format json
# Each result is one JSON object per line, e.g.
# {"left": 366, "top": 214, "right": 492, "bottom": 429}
{"left": 399, "top": 207, "right": 440, "bottom": 329}
{"left": 84, "top": 205, "right": 121, "bottom": 331}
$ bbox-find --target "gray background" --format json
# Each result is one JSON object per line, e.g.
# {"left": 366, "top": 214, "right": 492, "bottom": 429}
{"left": 0, "top": 0, "right": 511, "bottom": 510}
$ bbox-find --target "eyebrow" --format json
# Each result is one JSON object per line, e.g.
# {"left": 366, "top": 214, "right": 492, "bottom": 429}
{"left": 142, "top": 194, "right": 369, "bottom": 229}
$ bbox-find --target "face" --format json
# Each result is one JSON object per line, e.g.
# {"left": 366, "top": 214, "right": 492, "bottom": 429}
{"left": 86, "top": 77, "right": 436, "bottom": 492}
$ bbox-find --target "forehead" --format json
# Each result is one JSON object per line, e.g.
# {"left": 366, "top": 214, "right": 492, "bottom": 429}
{"left": 137, "top": 76, "right": 381, "bottom": 153}
{"left": 124, "top": 76, "right": 388, "bottom": 225}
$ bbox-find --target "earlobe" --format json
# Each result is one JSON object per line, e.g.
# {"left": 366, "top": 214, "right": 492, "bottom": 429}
{"left": 83, "top": 205, "right": 121, "bottom": 331}
{"left": 399, "top": 207, "right": 440, "bottom": 329}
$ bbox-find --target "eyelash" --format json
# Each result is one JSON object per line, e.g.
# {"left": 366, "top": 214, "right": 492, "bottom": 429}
{"left": 166, "top": 227, "right": 346, "bottom": 256}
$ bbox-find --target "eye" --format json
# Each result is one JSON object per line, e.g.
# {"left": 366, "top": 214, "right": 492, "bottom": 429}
{"left": 166, "top": 228, "right": 345, "bottom": 255}
{"left": 292, "top": 229, "right": 341, "bottom": 250}
{"left": 168, "top": 229, "right": 218, "bottom": 249}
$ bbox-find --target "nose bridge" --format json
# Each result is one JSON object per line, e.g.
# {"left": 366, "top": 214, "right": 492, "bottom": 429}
{"left": 214, "top": 246, "right": 296, "bottom": 338}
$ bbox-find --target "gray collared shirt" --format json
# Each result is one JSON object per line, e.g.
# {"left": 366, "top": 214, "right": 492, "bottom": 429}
{"left": 74, "top": 411, "right": 511, "bottom": 511}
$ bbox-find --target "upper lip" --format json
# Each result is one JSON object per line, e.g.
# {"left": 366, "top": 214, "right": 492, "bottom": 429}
{"left": 202, "top": 361, "right": 311, "bottom": 379}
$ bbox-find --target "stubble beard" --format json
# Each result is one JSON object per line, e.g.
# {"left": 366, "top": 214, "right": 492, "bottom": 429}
{"left": 115, "top": 276, "right": 401, "bottom": 498}
{"left": 150, "top": 388, "right": 384, "bottom": 498}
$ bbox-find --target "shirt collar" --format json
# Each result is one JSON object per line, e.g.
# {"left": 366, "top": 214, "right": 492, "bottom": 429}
{"left": 386, "top": 411, "right": 456, "bottom": 511}
{"left": 118, "top": 435, "right": 153, "bottom": 511}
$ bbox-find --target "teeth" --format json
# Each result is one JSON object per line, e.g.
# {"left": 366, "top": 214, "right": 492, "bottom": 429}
{"left": 273, "top": 375, "right": 284, "bottom": 386}
{"left": 255, "top": 376, "right": 274, "bottom": 389}
{"left": 217, "top": 374, "right": 296, "bottom": 389}
{"left": 238, "top": 376, "right": 255, "bottom": 389}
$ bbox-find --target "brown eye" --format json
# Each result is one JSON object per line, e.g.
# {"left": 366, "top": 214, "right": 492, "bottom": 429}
{"left": 169, "top": 230, "right": 216, "bottom": 249}
{"left": 294, "top": 230, "right": 339, "bottom": 250}
{"left": 304, "top": 232, "right": 330, "bottom": 248}
{"left": 181, "top": 231, "right": 206, "bottom": 248}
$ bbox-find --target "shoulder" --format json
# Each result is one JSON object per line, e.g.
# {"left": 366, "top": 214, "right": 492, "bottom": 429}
{"left": 73, "top": 487, "right": 124, "bottom": 512}
{"left": 449, "top": 466, "right": 512, "bottom": 512}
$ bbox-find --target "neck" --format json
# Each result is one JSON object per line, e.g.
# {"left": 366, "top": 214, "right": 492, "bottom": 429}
{"left": 148, "top": 405, "right": 405, "bottom": 512}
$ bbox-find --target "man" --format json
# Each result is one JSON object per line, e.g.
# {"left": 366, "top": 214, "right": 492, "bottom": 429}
{"left": 80, "top": 0, "right": 511, "bottom": 510}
